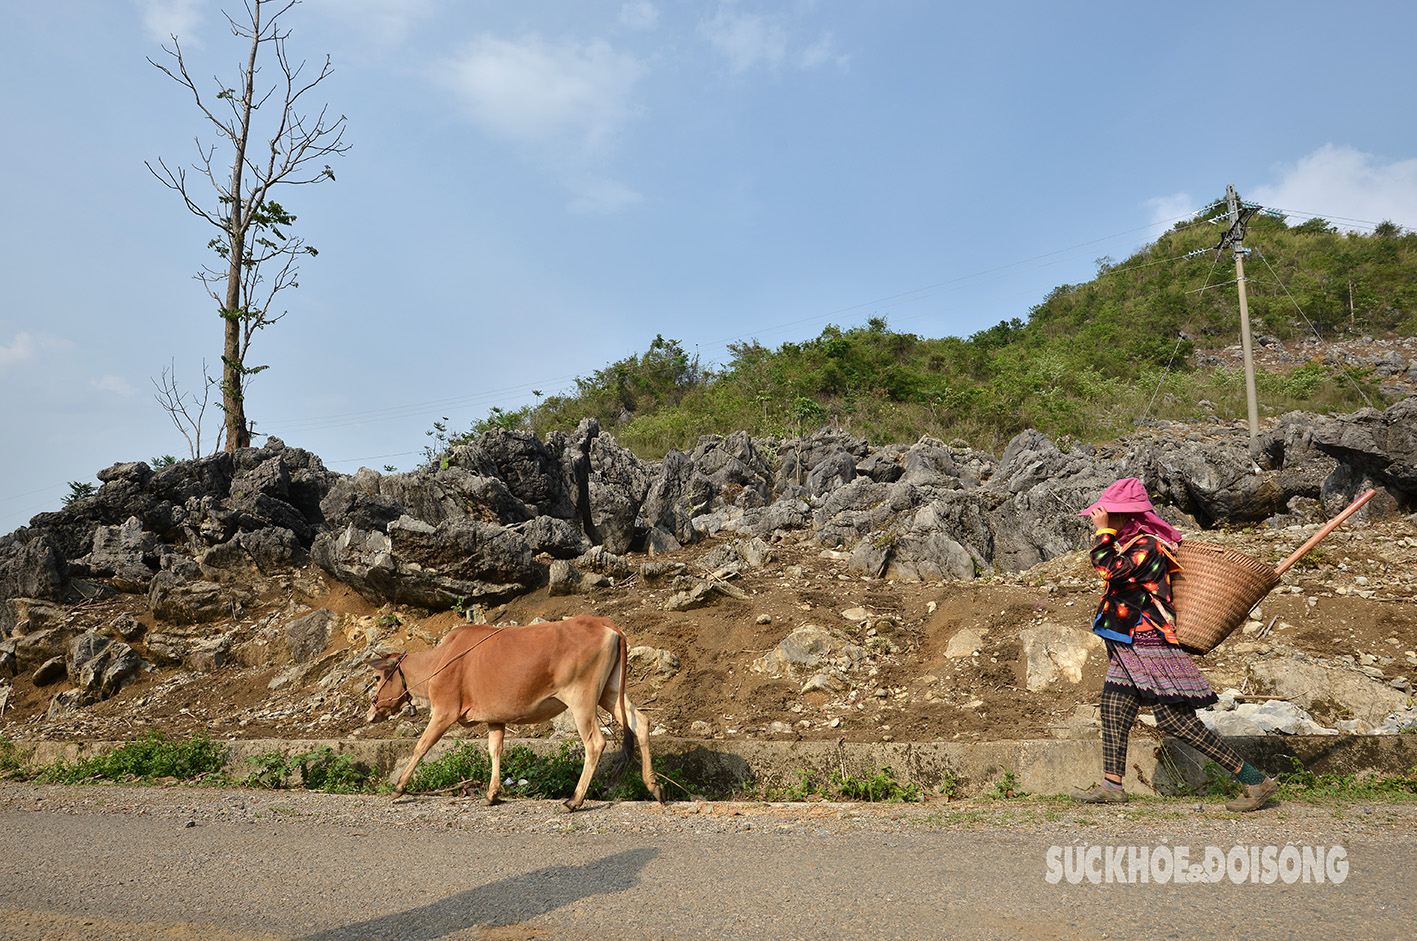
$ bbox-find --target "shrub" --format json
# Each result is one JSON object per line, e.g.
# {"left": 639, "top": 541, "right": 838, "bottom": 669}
{"left": 1278, "top": 756, "right": 1417, "bottom": 800}
{"left": 294, "top": 746, "right": 382, "bottom": 794}
{"left": 38, "top": 732, "right": 228, "bottom": 785}
{"left": 765, "top": 765, "right": 923, "bottom": 802}
{"left": 406, "top": 739, "right": 688, "bottom": 802}
{"left": 0, "top": 736, "right": 34, "bottom": 780}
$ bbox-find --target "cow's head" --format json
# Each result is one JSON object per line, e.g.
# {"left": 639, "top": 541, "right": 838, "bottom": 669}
{"left": 367, "top": 651, "right": 416, "bottom": 723}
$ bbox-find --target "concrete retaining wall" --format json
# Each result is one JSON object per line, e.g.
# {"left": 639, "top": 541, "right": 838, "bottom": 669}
{"left": 15, "top": 734, "right": 1417, "bottom": 798}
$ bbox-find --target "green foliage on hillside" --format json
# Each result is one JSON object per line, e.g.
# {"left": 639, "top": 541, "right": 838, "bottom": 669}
{"left": 433, "top": 208, "right": 1413, "bottom": 462}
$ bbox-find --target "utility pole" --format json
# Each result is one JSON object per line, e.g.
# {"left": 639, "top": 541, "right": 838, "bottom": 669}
{"left": 1224, "top": 185, "right": 1261, "bottom": 440}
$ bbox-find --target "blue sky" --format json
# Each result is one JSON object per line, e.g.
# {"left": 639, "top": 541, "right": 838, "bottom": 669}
{"left": 4, "top": 0, "right": 1417, "bottom": 535}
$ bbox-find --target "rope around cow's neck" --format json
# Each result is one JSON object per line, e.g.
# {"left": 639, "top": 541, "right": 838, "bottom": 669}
{"left": 374, "top": 626, "right": 511, "bottom": 715}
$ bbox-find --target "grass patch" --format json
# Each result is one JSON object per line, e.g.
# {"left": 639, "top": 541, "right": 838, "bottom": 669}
{"left": 760, "top": 765, "right": 926, "bottom": 803}
{"left": 35, "top": 732, "right": 228, "bottom": 785}
{"left": 1193, "top": 760, "right": 1243, "bottom": 799}
{"left": 287, "top": 746, "right": 384, "bottom": 794}
{"left": 987, "top": 770, "right": 1031, "bottom": 800}
{"left": 1277, "top": 756, "right": 1417, "bottom": 801}
{"left": 407, "top": 740, "right": 693, "bottom": 802}
{"left": 0, "top": 736, "right": 35, "bottom": 779}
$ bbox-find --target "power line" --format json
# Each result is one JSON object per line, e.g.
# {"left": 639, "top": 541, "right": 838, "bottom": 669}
{"left": 1250, "top": 247, "right": 1376, "bottom": 410}
{"left": 1261, "top": 207, "right": 1414, "bottom": 232}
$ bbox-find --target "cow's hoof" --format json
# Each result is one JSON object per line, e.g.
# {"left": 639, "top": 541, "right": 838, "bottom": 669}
{"left": 484, "top": 795, "right": 502, "bottom": 807}
{"left": 560, "top": 800, "right": 579, "bottom": 813}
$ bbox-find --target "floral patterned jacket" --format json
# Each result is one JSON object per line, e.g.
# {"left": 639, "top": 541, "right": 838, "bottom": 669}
{"left": 1089, "top": 529, "right": 1181, "bottom": 645}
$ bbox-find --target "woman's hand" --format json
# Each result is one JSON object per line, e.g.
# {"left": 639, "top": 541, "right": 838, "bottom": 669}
{"left": 1088, "top": 506, "right": 1111, "bottom": 532}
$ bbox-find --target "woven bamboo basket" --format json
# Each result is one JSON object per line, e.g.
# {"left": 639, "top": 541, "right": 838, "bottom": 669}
{"left": 1171, "top": 542, "right": 1280, "bottom": 655}
{"left": 1170, "top": 489, "right": 1375, "bottom": 655}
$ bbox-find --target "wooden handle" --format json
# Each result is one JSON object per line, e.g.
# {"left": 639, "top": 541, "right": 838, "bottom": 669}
{"left": 1274, "top": 489, "right": 1376, "bottom": 575}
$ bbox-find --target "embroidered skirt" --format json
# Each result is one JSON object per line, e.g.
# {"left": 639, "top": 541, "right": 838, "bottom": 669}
{"left": 1103, "top": 626, "right": 1218, "bottom": 709}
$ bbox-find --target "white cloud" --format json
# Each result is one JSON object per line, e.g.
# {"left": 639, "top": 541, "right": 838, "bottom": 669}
{"left": 619, "top": 1, "right": 660, "bottom": 31}
{"left": 566, "top": 178, "right": 644, "bottom": 215}
{"left": 91, "top": 375, "right": 139, "bottom": 397}
{"left": 135, "top": 0, "right": 203, "bottom": 44}
{"left": 0, "top": 332, "right": 38, "bottom": 370}
{"left": 798, "top": 34, "right": 847, "bottom": 70}
{"left": 1145, "top": 192, "right": 1198, "bottom": 230}
{"left": 304, "top": 0, "right": 436, "bottom": 47}
{"left": 699, "top": 4, "right": 845, "bottom": 74}
{"left": 1249, "top": 145, "right": 1417, "bottom": 232}
{"left": 701, "top": 6, "right": 788, "bottom": 73}
{"left": 0, "top": 332, "right": 72, "bottom": 375}
{"left": 435, "top": 34, "right": 646, "bottom": 155}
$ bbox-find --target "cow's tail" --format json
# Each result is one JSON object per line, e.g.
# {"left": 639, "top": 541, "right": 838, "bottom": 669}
{"left": 605, "top": 625, "right": 635, "bottom": 789}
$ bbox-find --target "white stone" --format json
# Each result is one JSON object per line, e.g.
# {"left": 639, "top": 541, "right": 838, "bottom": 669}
{"left": 945, "top": 628, "right": 985, "bottom": 659}
{"left": 1018, "top": 623, "right": 1102, "bottom": 691}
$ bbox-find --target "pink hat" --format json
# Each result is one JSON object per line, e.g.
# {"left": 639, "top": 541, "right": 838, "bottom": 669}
{"left": 1080, "top": 477, "right": 1156, "bottom": 515}
{"left": 1081, "top": 477, "right": 1183, "bottom": 543}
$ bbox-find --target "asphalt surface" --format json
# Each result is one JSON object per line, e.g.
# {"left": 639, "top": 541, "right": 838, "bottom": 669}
{"left": 2, "top": 784, "right": 1414, "bottom": 940}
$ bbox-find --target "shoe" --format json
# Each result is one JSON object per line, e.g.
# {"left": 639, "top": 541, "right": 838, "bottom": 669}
{"left": 1225, "top": 776, "right": 1279, "bottom": 812}
{"left": 1070, "top": 783, "right": 1128, "bottom": 804}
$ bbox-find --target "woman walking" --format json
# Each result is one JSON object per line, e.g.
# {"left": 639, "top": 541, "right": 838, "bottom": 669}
{"left": 1070, "top": 478, "right": 1278, "bottom": 812}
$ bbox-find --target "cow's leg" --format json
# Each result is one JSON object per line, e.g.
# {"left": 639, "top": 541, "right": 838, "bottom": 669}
{"left": 392, "top": 710, "right": 457, "bottom": 797}
{"left": 601, "top": 684, "right": 665, "bottom": 804}
{"left": 485, "top": 723, "right": 505, "bottom": 806}
{"left": 565, "top": 701, "right": 606, "bottom": 812}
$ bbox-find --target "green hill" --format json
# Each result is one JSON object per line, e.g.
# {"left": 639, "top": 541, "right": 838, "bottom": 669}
{"left": 431, "top": 205, "right": 1416, "bottom": 464}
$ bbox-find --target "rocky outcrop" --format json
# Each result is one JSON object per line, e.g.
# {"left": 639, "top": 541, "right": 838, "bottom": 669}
{"left": 6, "top": 403, "right": 1413, "bottom": 625}
{"left": 2, "top": 396, "right": 1414, "bottom": 726}
{"left": 310, "top": 517, "right": 543, "bottom": 609}
{"left": 67, "top": 632, "right": 144, "bottom": 704}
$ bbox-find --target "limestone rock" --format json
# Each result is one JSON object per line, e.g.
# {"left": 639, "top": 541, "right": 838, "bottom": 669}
{"left": 1019, "top": 623, "right": 1101, "bottom": 691}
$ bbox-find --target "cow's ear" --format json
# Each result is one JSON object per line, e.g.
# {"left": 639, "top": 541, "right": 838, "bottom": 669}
{"left": 369, "top": 652, "right": 399, "bottom": 674}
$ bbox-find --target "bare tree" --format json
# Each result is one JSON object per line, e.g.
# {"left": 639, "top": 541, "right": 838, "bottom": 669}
{"left": 147, "top": 0, "right": 349, "bottom": 451}
{"left": 151, "top": 358, "right": 218, "bottom": 459}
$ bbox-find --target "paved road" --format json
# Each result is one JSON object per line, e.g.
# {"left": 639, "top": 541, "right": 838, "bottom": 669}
{"left": 2, "top": 784, "right": 1413, "bottom": 940}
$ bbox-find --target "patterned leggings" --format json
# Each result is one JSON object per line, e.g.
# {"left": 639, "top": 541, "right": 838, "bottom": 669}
{"left": 1100, "top": 685, "right": 1244, "bottom": 780}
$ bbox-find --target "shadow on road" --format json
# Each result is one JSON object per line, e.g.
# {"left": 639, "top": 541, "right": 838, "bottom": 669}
{"left": 293, "top": 846, "right": 659, "bottom": 940}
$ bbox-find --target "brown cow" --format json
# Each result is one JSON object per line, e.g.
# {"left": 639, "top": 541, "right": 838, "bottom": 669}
{"left": 366, "top": 615, "right": 664, "bottom": 810}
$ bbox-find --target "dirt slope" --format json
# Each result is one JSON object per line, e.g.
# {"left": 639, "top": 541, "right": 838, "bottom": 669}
{"left": 4, "top": 515, "right": 1415, "bottom": 750}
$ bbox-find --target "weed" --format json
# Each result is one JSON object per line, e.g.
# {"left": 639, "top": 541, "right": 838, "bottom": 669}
{"left": 761, "top": 766, "right": 943, "bottom": 803}
{"left": 1277, "top": 756, "right": 1417, "bottom": 800}
{"left": 37, "top": 732, "right": 227, "bottom": 785}
{"left": 405, "top": 741, "right": 590, "bottom": 799}
{"left": 829, "top": 766, "right": 922, "bottom": 803}
{"left": 1196, "top": 760, "right": 1242, "bottom": 798}
{"left": 0, "top": 736, "right": 35, "bottom": 779}
{"left": 510, "top": 743, "right": 588, "bottom": 798}
{"left": 766, "top": 769, "right": 825, "bottom": 802}
{"left": 406, "top": 740, "right": 693, "bottom": 802}
{"left": 294, "top": 747, "right": 383, "bottom": 794}
{"left": 407, "top": 741, "right": 493, "bottom": 794}
{"left": 605, "top": 755, "right": 693, "bottom": 802}
{"left": 237, "top": 748, "right": 384, "bottom": 793}
{"left": 988, "top": 770, "right": 1030, "bottom": 800}
{"left": 241, "top": 750, "right": 297, "bottom": 789}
